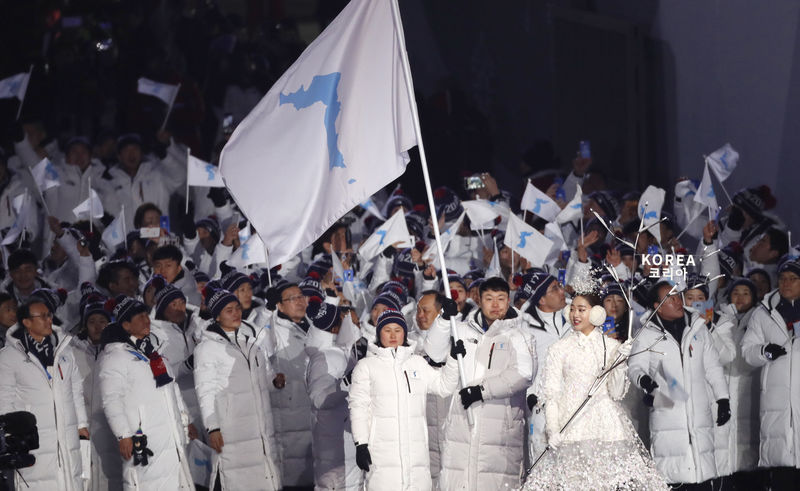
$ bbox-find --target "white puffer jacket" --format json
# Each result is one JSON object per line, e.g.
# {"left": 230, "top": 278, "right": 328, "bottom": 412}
{"left": 193, "top": 320, "right": 281, "bottom": 490}
{"left": 305, "top": 326, "right": 361, "bottom": 490}
{"left": 713, "top": 304, "right": 759, "bottom": 476}
{"left": 73, "top": 337, "right": 122, "bottom": 490}
{"left": 0, "top": 325, "right": 86, "bottom": 491}
{"left": 349, "top": 342, "right": 459, "bottom": 491}
{"left": 741, "top": 289, "right": 800, "bottom": 468}
{"left": 627, "top": 310, "right": 729, "bottom": 484}
{"left": 269, "top": 311, "right": 314, "bottom": 486}
{"left": 424, "top": 308, "right": 535, "bottom": 491}
{"left": 98, "top": 323, "right": 193, "bottom": 490}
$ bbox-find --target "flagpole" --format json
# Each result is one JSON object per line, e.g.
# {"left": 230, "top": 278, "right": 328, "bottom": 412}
{"left": 389, "top": 0, "right": 473, "bottom": 426}
{"left": 185, "top": 147, "right": 191, "bottom": 214}
{"left": 264, "top": 245, "right": 273, "bottom": 287}
{"left": 27, "top": 167, "right": 52, "bottom": 217}
{"left": 19, "top": 191, "right": 28, "bottom": 248}
{"left": 160, "top": 83, "right": 181, "bottom": 132}
{"left": 121, "top": 204, "right": 127, "bottom": 252}
{"left": 15, "top": 64, "right": 33, "bottom": 121}
{"left": 705, "top": 156, "right": 733, "bottom": 205}
{"left": 88, "top": 176, "right": 93, "bottom": 234}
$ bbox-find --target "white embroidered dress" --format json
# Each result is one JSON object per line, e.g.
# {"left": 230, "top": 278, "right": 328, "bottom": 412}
{"left": 522, "top": 327, "right": 666, "bottom": 490}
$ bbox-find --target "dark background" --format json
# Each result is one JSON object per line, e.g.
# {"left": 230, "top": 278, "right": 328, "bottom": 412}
{"left": 0, "top": 0, "right": 796, "bottom": 234}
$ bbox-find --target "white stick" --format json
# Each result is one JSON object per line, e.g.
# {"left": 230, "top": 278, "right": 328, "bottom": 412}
{"left": 789, "top": 230, "right": 792, "bottom": 251}
{"left": 121, "top": 204, "right": 127, "bottom": 251}
{"left": 264, "top": 246, "right": 273, "bottom": 287}
{"left": 389, "top": 0, "right": 473, "bottom": 426}
{"left": 88, "top": 176, "right": 93, "bottom": 234}
{"left": 185, "top": 147, "right": 191, "bottom": 214}
{"left": 26, "top": 167, "right": 52, "bottom": 217}
{"left": 160, "top": 83, "right": 181, "bottom": 132}
{"left": 16, "top": 64, "right": 33, "bottom": 121}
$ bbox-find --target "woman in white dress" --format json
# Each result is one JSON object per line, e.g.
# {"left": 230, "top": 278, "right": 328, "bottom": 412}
{"left": 522, "top": 292, "right": 667, "bottom": 490}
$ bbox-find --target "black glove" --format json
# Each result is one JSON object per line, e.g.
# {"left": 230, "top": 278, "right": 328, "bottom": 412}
{"left": 716, "top": 398, "right": 731, "bottom": 426}
{"left": 207, "top": 187, "right": 228, "bottom": 208}
{"left": 132, "top": 432, "right": 154, "bottom": 466}
{"left": 265, "top": 287, "right": 281, "bottom": 311}
{"left": 450, "top": 338, "right": 466, "bottom": 360}
{"left": 643, "top": 394, "right": 654, "bottom": 407}
{"left": 527, "top": 393, "right": 538, "bottom": 411}
{"left": 727, "top": 206, "right": 745, "bottom": 231}
{"left": 356, "top": 443, "right": 372, "bottom": 472}
{"left": 459, "top": 385, "right": 483, "bottom": 409}
{"left": 441, "top": 297, "right": 459, "bottom": 320}
{"left": 639, "top": 375, "right": 659, "bottom": 394}
{"left": 381, "top": 246, "right": 396, "bottom": 258}
{"left": 180, "top": 211, "right": 197, "bottom": 240}
{"left": 764, "top": 343, "right": 787, "bottom": 361}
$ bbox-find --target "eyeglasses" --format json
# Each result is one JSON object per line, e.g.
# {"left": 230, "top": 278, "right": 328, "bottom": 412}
{"left": 29, "top": 312, "right": 53, "bottom": 320}
{"left": 281, "top": 294, "right": 307, "bottom": 304}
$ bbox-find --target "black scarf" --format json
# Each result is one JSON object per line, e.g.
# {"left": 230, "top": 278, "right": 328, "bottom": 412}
{"left": 657, "top": 314, "right": 687, "bottom": 345}
{"left": 25, "top": 331, "right": 54, "bottom": 368}
{"left": 777, "top": 297, "right": 800, "bottom": 332}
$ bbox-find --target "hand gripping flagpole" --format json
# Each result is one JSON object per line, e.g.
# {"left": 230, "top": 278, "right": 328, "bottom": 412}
{"left": 526, "top": 284, "right": 678, "bottom": 475}
{"left": 389, "top": 0, "right": 473, "bottom": 427}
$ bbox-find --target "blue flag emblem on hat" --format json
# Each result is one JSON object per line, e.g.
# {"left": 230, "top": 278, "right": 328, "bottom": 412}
{"left": 280, "top": 72, "right": 346, "bottom": 170}
{"left": 517, "top": 231, "right": 533, "bottom": 248}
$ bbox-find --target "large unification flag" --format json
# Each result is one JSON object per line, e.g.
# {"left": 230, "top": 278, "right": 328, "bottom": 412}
{"left": 504, "top": 213, "right": 553, "bottom": 268}
{"left": 137, "top": 78, "right": 180, "bottom": 106}
{"left": 706, "top": 143, "right": 739, "bottom": 182}
{"left": 220, "top": 0, "right": 416, "bottom": 267}
{"left": 187, "top": 154, "right": 225, "bottom": 188}
{"left": 520, "top": 181, "right": 560, "bottom": 222}
{"left": 0, "top": 72, "right": 30, "bottom": 101}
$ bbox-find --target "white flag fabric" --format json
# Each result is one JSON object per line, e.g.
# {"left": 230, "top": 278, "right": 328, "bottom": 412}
{"left": 694, "top": 163, "right": 719, "bottom": 214}
{"left": 556, "top": 184, "right": 583, "bottom": 225}
{"left": 462, "top": 200, "right": 501, "bottom": 230}
{"left": 102, "top": 208, "right": 126, "bottom": 251}
{"left": 72, "top": 189, "right": 104, "bottom": 219}
{"left": 220, "top": 0, "right": 416, "bottom": 267}
{"left": 543, "top": 222, "right": 567, "bottom": 264}
{"left": 706, "top": 143, "right": 739, "bottom": 182}
{"left": 504, "top": 213, "right": 554, "bottom": 268}
{"left": 137, "top": 78, "right": 180, "bottom": 106}
{"left": 187, "top": 154, "right": 225, "bottom": 187}
{"left": 30, "top": 158, "right": 61, "bottom": 191}
{"left": 422, "top": 210, "right": 466, "bottom": 262}
{"left": 331, "top": 250, "right": 345, "bottom": 281}
{"left": 0, "top": 72, "right": 30, "bottom": 101}
{"left": 520, "top": 181, "right": 560, "bottom": 222}
{"left": 638, "top": 185, "right": 666, "bottom": 244}
{"left": 2, "top": 193, "right": 33, "bottom": 245}
{"left": 485, "top": 240, "right": 502, "bottom": 279}
{"left": 358, "top": 210, "right": 411, "bottom": 262}
{"left": 359, "top": 197, "right": 386, "bottom": 221}
{"left": 227, "top": 233, "right": 267, "bottom": 268}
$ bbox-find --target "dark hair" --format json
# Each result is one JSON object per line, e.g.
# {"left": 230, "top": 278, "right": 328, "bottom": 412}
{"left": 312, "top": 222, "right": 351, "bottom": 257}
{"left": 479, "top": 277, "right": 510, "bottom": 296}
{"left": 648, "top": 280, "right": 674, "bottom": 309}
{"left": 97, "top": 261, "right": 139, "bottom": 290}
{"left": 7, "top": 249, "right": 38, "bottom": 272}
{"left": 133, "top": 203, "right": 162, "bottom": 229}
{"left": 747, "top": 269, "right": 771, "bottom": 290}
{"left": 764, "top": 228, "right": 789, "bottom": 258}
{"left": 419, "top": 289, "right": 444, "bottom": 310}
{"left": 0, "top": 293, "right": 14, "bottom": 308}
{"left": 17, "top": 299, "right": 48, "bottom": 323}
{"left": 152, "top": 244, "right": 183, "bottom": 263}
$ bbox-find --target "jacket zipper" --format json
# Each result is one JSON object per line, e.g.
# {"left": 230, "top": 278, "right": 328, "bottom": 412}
{"left": 403, "top": 371, "right": 411, "bottom": 393}
{"left": 487, "top": 342, "right": 496, "bottom": 370}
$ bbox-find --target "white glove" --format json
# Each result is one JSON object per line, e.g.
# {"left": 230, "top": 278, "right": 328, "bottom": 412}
{"left": 617, "top": 339, "right": 632, "bottom": 357}
{"left": 547, "top": 431, "right": 563, "bottom": 449}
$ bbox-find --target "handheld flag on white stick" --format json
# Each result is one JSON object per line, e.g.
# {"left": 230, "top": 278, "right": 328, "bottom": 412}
{"left": 227, "top": 233, "right": 267, "bottom": 268}
{"left": 102, "top": 206, "right": 126, "bottom": 251}
{"left": 30, "top": 158, "right": 61, "bottom": 192}
{"left": 0, "top": 66, "right": 32, "bottom": 120}
{"left": 72, "top": 189, "right": 104, "bottom": 220}
{"left": 137, "top": 77, "right": 181, "bottom": 131}
{"left": 543, "top": 222, "right": 567, "bottom": 263}
{"left": 359, "top": 198, "right": 385, "bottom": 221}
{"left": 520, "top": 181, "right": 560, "bottom": 222}
{"left": 485, "top": 240, "right": 502, "bottom": 279}
{"left": 504, "top": 213, "right": 554, "bottom": 268}
{"left": 461, "top": 200, "right": 501, "bottom": 230}
{"left": 638, "top": 185, "right": 666, "bottom": 244}
{"left": 556, "top": 184, "right": 583, "bottom": 224}
{"left": 694, "top": 163, "right": 719, "bottom": 218}
{"left": 220, "top": 0, "right": 416, "bottom": 268}
{"left": 706, "top": 143, "right": 739, "bottom": 182}
{"left": 422, "top": 210, "right": 466, "bottom": 262}
{"left": 187, "top": 153, "right": 225, "bottom": 188}
{"left": 2, "top": 192, "right": 33, "bottom": 245}
{"left": 358, "top": 210, "right": 411, "bottom": 262}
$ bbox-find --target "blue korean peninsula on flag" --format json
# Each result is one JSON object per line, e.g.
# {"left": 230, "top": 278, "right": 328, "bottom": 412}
{"left": 220, "top": 0, "right": 417, "bottom": 267}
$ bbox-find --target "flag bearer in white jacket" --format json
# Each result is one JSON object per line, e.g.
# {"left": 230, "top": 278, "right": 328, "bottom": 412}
{"left": 349, "top": 309, "right": 460, "bottom": 491}
{"left": 627, "top": 281, "right": 730, "bottom": 487}
{"left": 0, "top": 299, "right": 88, "bottom": 491}
{"left": 98, "top": 296, "right": 193, "bottom": 490}
{"left": 193, "top": 288, "right": 282, "bottom": 490}
{"left": 741, "top": 257, "right": 800, "bottom": 488}
{"left": 305, "top": 299, "right": 362, "bottom": 490}
{"left": 423, "top": 276, "right": 536, "bottom": 491}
